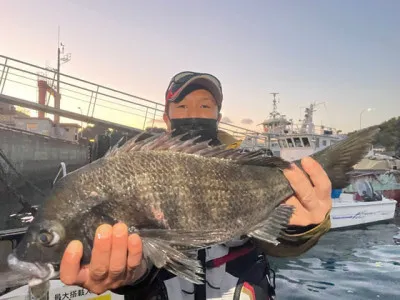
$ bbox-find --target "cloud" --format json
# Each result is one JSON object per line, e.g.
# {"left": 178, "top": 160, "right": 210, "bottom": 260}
{"left": 241, "top": 118, "right": 254, "bottom": 125}
{"left": 221, "top": 116, "right": 233, "bottom": 123}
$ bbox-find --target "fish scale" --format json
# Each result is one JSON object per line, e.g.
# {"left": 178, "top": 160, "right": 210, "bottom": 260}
{"left": 8, "top": 126, "right": 380, "bottom": 286}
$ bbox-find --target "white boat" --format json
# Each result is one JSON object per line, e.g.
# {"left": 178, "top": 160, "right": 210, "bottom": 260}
{"left": 239, "top": 93, "right": 346, "bottom": 162}
{"left": 330, "top": 192, "right": 397, "bottom": 229}
{"left": 240, "top": 94, "right": 397, "bottom": 229}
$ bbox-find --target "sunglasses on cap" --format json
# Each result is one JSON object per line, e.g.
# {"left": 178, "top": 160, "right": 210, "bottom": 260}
{"left": 165, "top": 71, "right": 223, "bottom": 108}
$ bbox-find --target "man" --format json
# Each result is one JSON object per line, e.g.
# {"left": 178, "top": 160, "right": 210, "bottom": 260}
{"left": 60, "top": 71, "right": 332, "bottom": 299}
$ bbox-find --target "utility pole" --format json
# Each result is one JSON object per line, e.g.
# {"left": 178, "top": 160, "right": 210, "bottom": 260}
{"left": 55, "top": 26, "right": 71, "bottom": 124}
{"left": 56, "top": 26, "right": 72, "bottom": 93}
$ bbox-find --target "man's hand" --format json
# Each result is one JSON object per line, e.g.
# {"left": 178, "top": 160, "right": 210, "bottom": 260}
{"left": 60, "top": 223, "right": 147, "bottom": 295}
{"left": 283, "top": 157, "right": 332, "bottom": 226}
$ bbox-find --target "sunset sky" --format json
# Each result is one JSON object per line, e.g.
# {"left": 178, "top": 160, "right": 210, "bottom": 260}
{"left": 1, "top": 0, "right": 399, "bottom": 133}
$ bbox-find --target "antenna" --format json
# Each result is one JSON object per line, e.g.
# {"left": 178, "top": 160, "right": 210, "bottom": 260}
{"left": 269, "top": 92, "right": 280, "bottom": 119}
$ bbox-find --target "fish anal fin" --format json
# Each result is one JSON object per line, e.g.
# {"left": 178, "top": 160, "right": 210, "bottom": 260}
{"left": 248, "top": 204, "right": 295, "bottom": 246}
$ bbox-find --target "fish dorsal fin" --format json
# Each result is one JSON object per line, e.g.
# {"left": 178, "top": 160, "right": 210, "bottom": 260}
{"left": 104, "top": 136, "right": 125, "bottom": 157}
{"left": 106, "top": 132, "right": 291, "bottom": 169}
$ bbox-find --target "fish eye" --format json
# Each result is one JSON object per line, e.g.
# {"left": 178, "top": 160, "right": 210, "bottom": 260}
{"left": 38, "top": 230, "right": 60, "bottom": 247}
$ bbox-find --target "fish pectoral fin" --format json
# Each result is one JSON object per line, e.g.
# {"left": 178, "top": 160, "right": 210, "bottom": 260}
{"left": 138, "top": 228, "right": 226, "bottom": 247}
{"left": 142, "top": 237, "right": 204, "bottom": 284}
{"left": 248, "top": 204, "right": 294, "bottom": 245}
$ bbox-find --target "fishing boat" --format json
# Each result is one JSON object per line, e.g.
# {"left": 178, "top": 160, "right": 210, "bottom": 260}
{"left": 329, "top": 183, "right": 397, "bottom": 229}
{"left": 239, "top": 93, "right": 346, "bottom": 161}
{"left": 239, "top": 94, "right": 397, "bottom": 229}
{"left": 344, "top": 151, "right": 400, "bottom": 207}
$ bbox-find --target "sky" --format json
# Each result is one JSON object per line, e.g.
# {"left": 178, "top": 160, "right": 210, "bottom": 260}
{"left": 1, "top": 0, "right": 399, "bottom": 133}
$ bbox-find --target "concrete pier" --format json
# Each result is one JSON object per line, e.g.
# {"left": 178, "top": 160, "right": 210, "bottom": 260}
{"left": 0, "top": 124, "right": 89, "bottom": 189}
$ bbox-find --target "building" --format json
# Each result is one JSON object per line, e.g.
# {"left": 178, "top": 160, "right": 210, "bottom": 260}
{"left": 0, "top": 103, "right": 30, "bottom": 126}
{"left": 13, "top": 117, "right": 81, "bottom": 142}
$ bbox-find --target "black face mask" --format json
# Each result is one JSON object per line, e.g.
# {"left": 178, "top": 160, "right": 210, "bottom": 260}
{"left": 170, "top": 118, "right": 221, "bottom": 146}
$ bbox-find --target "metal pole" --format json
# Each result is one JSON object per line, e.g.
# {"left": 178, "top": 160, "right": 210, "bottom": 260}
{"left": 53, "top": 45, "right": 61, "bottom": 124}
{"left": 143, "top": 107, "right": 149, "bottom": 129}
{"left": 91, "top": 86, "right": 99, "bottom": 117}
{"left": 78, "top": 107, "right": 83, "bottom": 138}
{"left": 57, "top": 47, "right": 60, "bottom": 97}
{"left": 0, "top": 66, "right": 9, "bottom": 94}
{"left": 57, "top": 27, "right": 60, "bottom": 96}
{"left": 0, "top": 58, "right": 8, "bottom": 91}
{"left": 151, "top": 105, "right": 157, "bottom": 128}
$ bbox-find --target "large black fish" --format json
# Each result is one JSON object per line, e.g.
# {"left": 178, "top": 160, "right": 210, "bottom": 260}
{"left": 8, "top": 126, "right": 379, "bottom": 287}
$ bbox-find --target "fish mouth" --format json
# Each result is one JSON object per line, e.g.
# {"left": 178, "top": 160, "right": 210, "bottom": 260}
{"left": 7, "top": 253, "right": 59, "bottom": 287}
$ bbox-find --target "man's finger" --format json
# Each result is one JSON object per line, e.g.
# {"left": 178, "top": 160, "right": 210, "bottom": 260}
{"left": 301, "top": 157, "right": 332, "bottom": 197}
{"left": 283, "top": 163, "right": 316, "bottom": 210}
{"left": 109, "top": 223, "right": 129, "bottom": 280}
{"left": 89, "top": 224, "right": 113, "bottom": 281}
{"left": 60, "top": 240, "right": 84, "bottom": 285}
{"left": 127, "top": 234, "right": 143, "bottom": 271}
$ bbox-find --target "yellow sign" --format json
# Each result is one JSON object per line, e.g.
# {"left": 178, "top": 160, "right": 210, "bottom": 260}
{"left": 87, "top": 294, "right": 111, "bottom": 300}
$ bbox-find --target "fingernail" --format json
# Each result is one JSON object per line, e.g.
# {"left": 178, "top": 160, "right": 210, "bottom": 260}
{"left": 113, "top": 223, "right": 128, "bottom": 237}
{"left": 96, "top": 224, "right": 112, "bottom": 239}
{"left": 128, "top": 234, "right": 141, "bottom": 246}
{"left": 66, "top": 240, "right": 82, "bottom": 255}
{"left": 303, "top": 157, "right": 314, "bottom": 164}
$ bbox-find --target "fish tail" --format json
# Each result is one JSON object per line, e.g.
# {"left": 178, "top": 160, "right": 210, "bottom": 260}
{"left": 302, "top": 125, "right": 380, "bottom": 189}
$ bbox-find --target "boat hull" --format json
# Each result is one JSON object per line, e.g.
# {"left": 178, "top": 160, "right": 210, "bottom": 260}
{"left": 381, "top": 189, "right": 400, "bottom": 206}
{"left": 330, "top": 194, "right": 397, "bottom": 229}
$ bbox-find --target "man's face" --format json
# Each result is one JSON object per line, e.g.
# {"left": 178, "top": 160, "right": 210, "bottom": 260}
{"left": 163, "top": 89, "right": 221, "bottom": 130}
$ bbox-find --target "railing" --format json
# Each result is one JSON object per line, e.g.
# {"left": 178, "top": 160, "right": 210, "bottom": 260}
{"left": 0, "top": 55, "right": 259, "bottom": 140}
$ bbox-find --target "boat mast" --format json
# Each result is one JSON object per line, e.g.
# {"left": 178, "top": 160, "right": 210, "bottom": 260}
{"left": 269, "top": 92, "right": 280, "bottom": 120}
{"left": 300, "top": 101, "right": 326, "bottom": 134}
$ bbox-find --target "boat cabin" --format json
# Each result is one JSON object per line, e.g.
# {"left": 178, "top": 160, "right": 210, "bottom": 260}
{"left": 277, "top": 133, "right": 342, "bottom": 161}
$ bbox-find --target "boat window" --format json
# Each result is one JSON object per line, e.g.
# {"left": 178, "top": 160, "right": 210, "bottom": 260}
{"left": 301, "top": 137, "right": 310, "bottom": 147}
{"left": 278, "top": 139, "right": 285, "bottom": 148}
{"left": 293, "top": 137, "right": 302, "bottom": 147}
{"left": 284, "top": 139, "right": 289, "bottom": 147}
{"left": 257, "top": 138, "right": 267, "bottom": 146}
{"left": 286, "top": 138, "right": 294, "bottom": 148}
{"left": 322, "top": 140, "right": 327, "bottom": 147}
